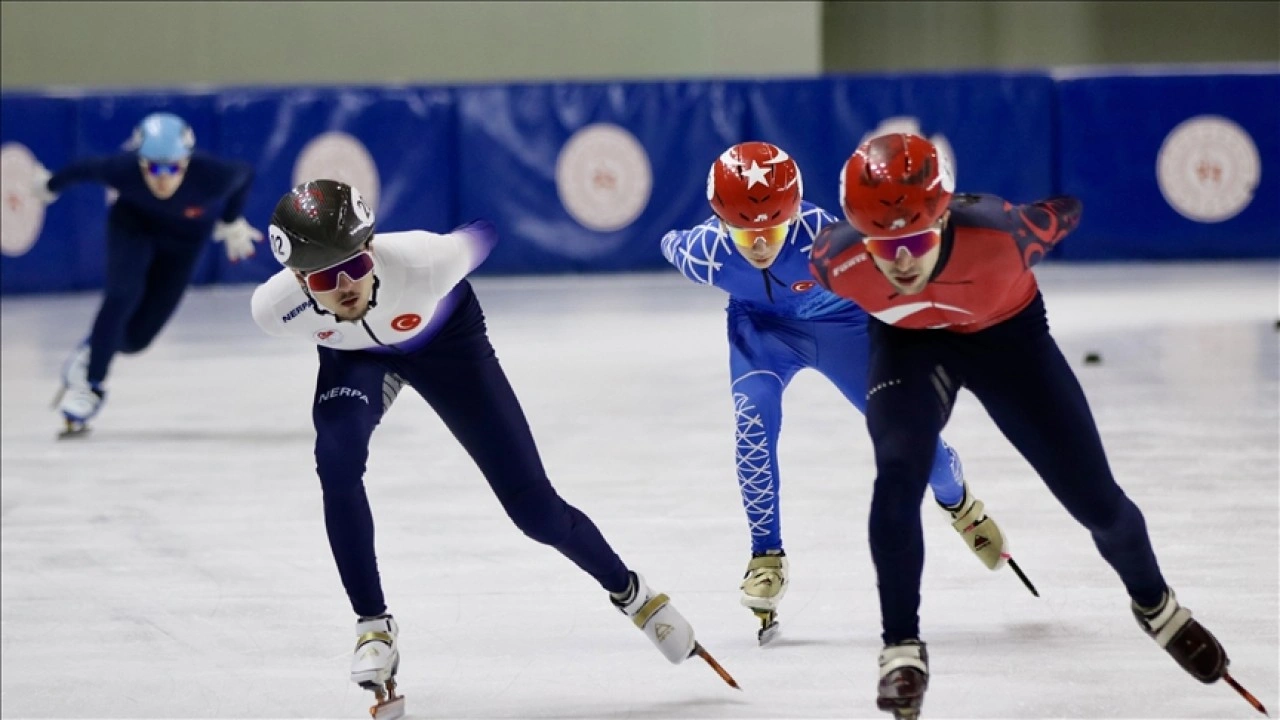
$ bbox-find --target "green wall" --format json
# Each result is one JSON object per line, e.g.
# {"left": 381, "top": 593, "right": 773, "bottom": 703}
{"left": 4, "top": 1, "right": 1274, "bottom": 89}
{"left": 0, "top": 1, "right": 822, "bottom": 88}
{"left": 822, "top": 1, "right": 1279, "bottom": 72}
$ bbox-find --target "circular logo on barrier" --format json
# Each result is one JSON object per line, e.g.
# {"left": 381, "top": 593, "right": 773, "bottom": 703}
{"left": 0, "top": 143, "right": 48, "bottom": 257}
{"left": 1157, "top": 115, "right": 1260, "bottom": 223}
{"left": 293, "top": 132, "right": 381, "bottom": 212}
{"left": 555, "top": 123, "right": 652, "bottom": 232}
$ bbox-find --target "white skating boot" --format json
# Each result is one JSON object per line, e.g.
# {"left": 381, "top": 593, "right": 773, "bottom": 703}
{"left": 351, "top": 614, "right": 405, "bottom": 719}
{"left": 877, "top": 639, "right": 929, "bottom": 719}
{"left": 939, "top": 482, "right": 1038, "bottom": 596}
{"left": 611, "top": 571, "right": 739, "bottom": 688}
{"left": 940, "top": 483, "right": 1007, "bottom": 570}
{"left": 53, "top": 343, "right": 103, "bottom": 438}
{"left": 740, "top": 550, "right": 787, "bottom": 645}
{"left": 62, "top": 342, "right": 90, "bottom": 385}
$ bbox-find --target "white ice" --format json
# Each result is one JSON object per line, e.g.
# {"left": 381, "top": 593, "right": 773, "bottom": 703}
{"left": 2, "top": 262, "right": 1277, "bottom": 720}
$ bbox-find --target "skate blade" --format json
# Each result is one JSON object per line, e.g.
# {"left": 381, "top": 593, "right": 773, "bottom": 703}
{"left": 57, "top": 421, "right": 91, "bottom": 440}
{"left": 370, "top": 695, "right": 405, "bottom": 720}
{"left": 757, "top": 621, "right": 780, "bottom": 646}
{"left": 878, "top": 700, "right": 922, "bottom": 720}
{"left": 1223, "top": 672, "right": 1268, "bottom": 716}
{"left": 753, "top": 610, "right": 780, "bottom": 646}
{"left": 1006, "top": 556, "right": 1039, "bottom": 597}
{"left": 692, "top": 642, "right": 741, "bottom": 690}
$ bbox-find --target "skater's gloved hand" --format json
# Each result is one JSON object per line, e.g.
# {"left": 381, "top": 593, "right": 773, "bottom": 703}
{"left": 213, "top": 217, "right": 263, "bottom": 262}
{"left": 29, "top": 165, "right": 56, "bottom": 204}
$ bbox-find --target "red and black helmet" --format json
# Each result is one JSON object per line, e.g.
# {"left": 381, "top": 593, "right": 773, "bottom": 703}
{"left": 707, "top": 141, "right": 803, "bottom": 229}
{"left": 839, "top": 133, "right": 954, "bottom": 237}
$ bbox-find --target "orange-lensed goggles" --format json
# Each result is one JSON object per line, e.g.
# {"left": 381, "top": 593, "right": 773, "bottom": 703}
{"left": 864, "top": 229, "right": 942, "bottom": 262}
{"left": 725, "top": 223, "right": 790, "bottom": 250}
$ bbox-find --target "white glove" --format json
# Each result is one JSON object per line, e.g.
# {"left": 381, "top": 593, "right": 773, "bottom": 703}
{"left": 30, "top": 165, "right": 56, "bottom": 204}
{"left": 212, "top": 217, "right": 263, "bottom": 262}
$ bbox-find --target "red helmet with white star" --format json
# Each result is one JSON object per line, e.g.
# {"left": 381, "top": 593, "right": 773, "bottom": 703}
{"left": 707, "top": 141, "right": 803, "bottom": 230}
{"left": 840, "top": 133, "right": 954, "bottom": 237}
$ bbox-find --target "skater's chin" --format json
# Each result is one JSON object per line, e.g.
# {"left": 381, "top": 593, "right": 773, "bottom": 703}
{"left": 335, "top": 306, "right": 369, "bottom": 322}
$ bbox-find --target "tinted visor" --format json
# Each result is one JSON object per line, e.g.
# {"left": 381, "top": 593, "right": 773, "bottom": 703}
{"left": 142, "top": 160, "right": 185, "bottom": 176}
{"left": 726, "top": 222, "right": 790, "bottom": 250}
{"left": 304, "top": 252, "right": 375, "bottom": 294}
{"left": 864, "top": 229, "right": 942, "bottom": 261}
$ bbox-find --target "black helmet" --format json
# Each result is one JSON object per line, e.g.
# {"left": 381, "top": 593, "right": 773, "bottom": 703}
{"left": 268, "top": 179, "right": 376, "bottom": 272}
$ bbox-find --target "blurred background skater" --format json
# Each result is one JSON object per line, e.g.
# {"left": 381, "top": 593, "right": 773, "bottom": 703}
{"left": 30, "top": 111, "right": 260, "bottom": 437}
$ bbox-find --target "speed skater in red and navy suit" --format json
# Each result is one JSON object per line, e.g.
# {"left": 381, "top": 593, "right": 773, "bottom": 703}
{"left": 809, "top": 133, "right": 1261, "bottom": 718}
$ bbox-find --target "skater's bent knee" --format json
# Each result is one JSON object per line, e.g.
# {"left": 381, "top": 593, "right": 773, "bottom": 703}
{"left": 319, "top": 479, "right": 370, "bottom": 505}
{"left": 501, "top": 485, "right": 572, "bottom": 546}
{"left": 868, "top": 494, "right": 922, "bottom": 537}
{"left": 315, "top": 453, "right": 372, "bottom": 497}
{"left": 118, "top": 337, "right": 152, "bottom": 354}
{"left": 1076, "top": 490, "right": 1138, "bottom": 535}
{"left": 873, "top": 456, "right": 933, "bottom": 497}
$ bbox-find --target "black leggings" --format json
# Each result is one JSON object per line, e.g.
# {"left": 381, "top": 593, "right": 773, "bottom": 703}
{"left": 86, "top": 221, "right": 204, "bottom": 383}
{"left": 311, "top": 283, "right": 631, "bottom": 617}
{"left": 865, "top": 293, "right": 1167, "bottom": 644}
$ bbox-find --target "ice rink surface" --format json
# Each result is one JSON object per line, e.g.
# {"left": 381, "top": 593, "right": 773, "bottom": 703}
{"left": 2, "top": 261, "right": 1277, "bottom": 720}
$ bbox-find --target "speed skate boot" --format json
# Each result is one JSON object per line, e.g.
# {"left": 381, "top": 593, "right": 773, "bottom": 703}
{"left": 1133, "top": 588, "right": 1227, "bottom": 683}
{"left": 740, "top": 549, "right": 787, "bottom": 645}
{"left": 940, "top": 482, "right": 1006, "bottom": 570}
{"left": 53, "top": 343, "right": 102, "bottom": 438}
{"left": 351, "top": 614, "right": 405, "bottom": 719}
{"left": 58, "top": 342, "right": 90, "bottom": 393}
{"left": 1133, "top": 588, "right": 1269, "bottom": 715}
{"left": 876, "top": 639, "right": 928, "bottom": 720}
{"left": 57, "top": 381, "right": 105, "bottom": 439}
{"left": 939, "top": 475, "right": 1038, "bottom": 596}
{"left": 612, "top": 571, "right": 740, "bottom": 688}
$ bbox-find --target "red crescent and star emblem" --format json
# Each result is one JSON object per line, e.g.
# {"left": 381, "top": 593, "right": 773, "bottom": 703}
{"left": 391, "top": 314, "right": 421, "bottom": 332}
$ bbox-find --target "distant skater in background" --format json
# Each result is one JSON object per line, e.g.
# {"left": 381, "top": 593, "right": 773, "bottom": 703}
{"left": 29, "top": 112, "right": 261, "bottom": 437}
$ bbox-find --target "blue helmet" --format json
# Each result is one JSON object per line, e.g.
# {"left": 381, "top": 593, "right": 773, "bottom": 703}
{"left": 131, "top": 112, "right": 195, "bottom": 162}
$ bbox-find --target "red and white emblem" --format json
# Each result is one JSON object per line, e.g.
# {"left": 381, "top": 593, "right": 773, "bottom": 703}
{"left": 391, "top": 314, "right": 421, "bottom": 332}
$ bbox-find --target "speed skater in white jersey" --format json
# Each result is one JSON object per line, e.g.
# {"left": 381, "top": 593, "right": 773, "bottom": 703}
{"left": 660, "top": 142, "right": 1037, "bottom": 645}
{"left": 31, "top": 112, "right": 261, "bottom": 437}
{"left": 251, "top": 180, "right": 739, "bottom": 717}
